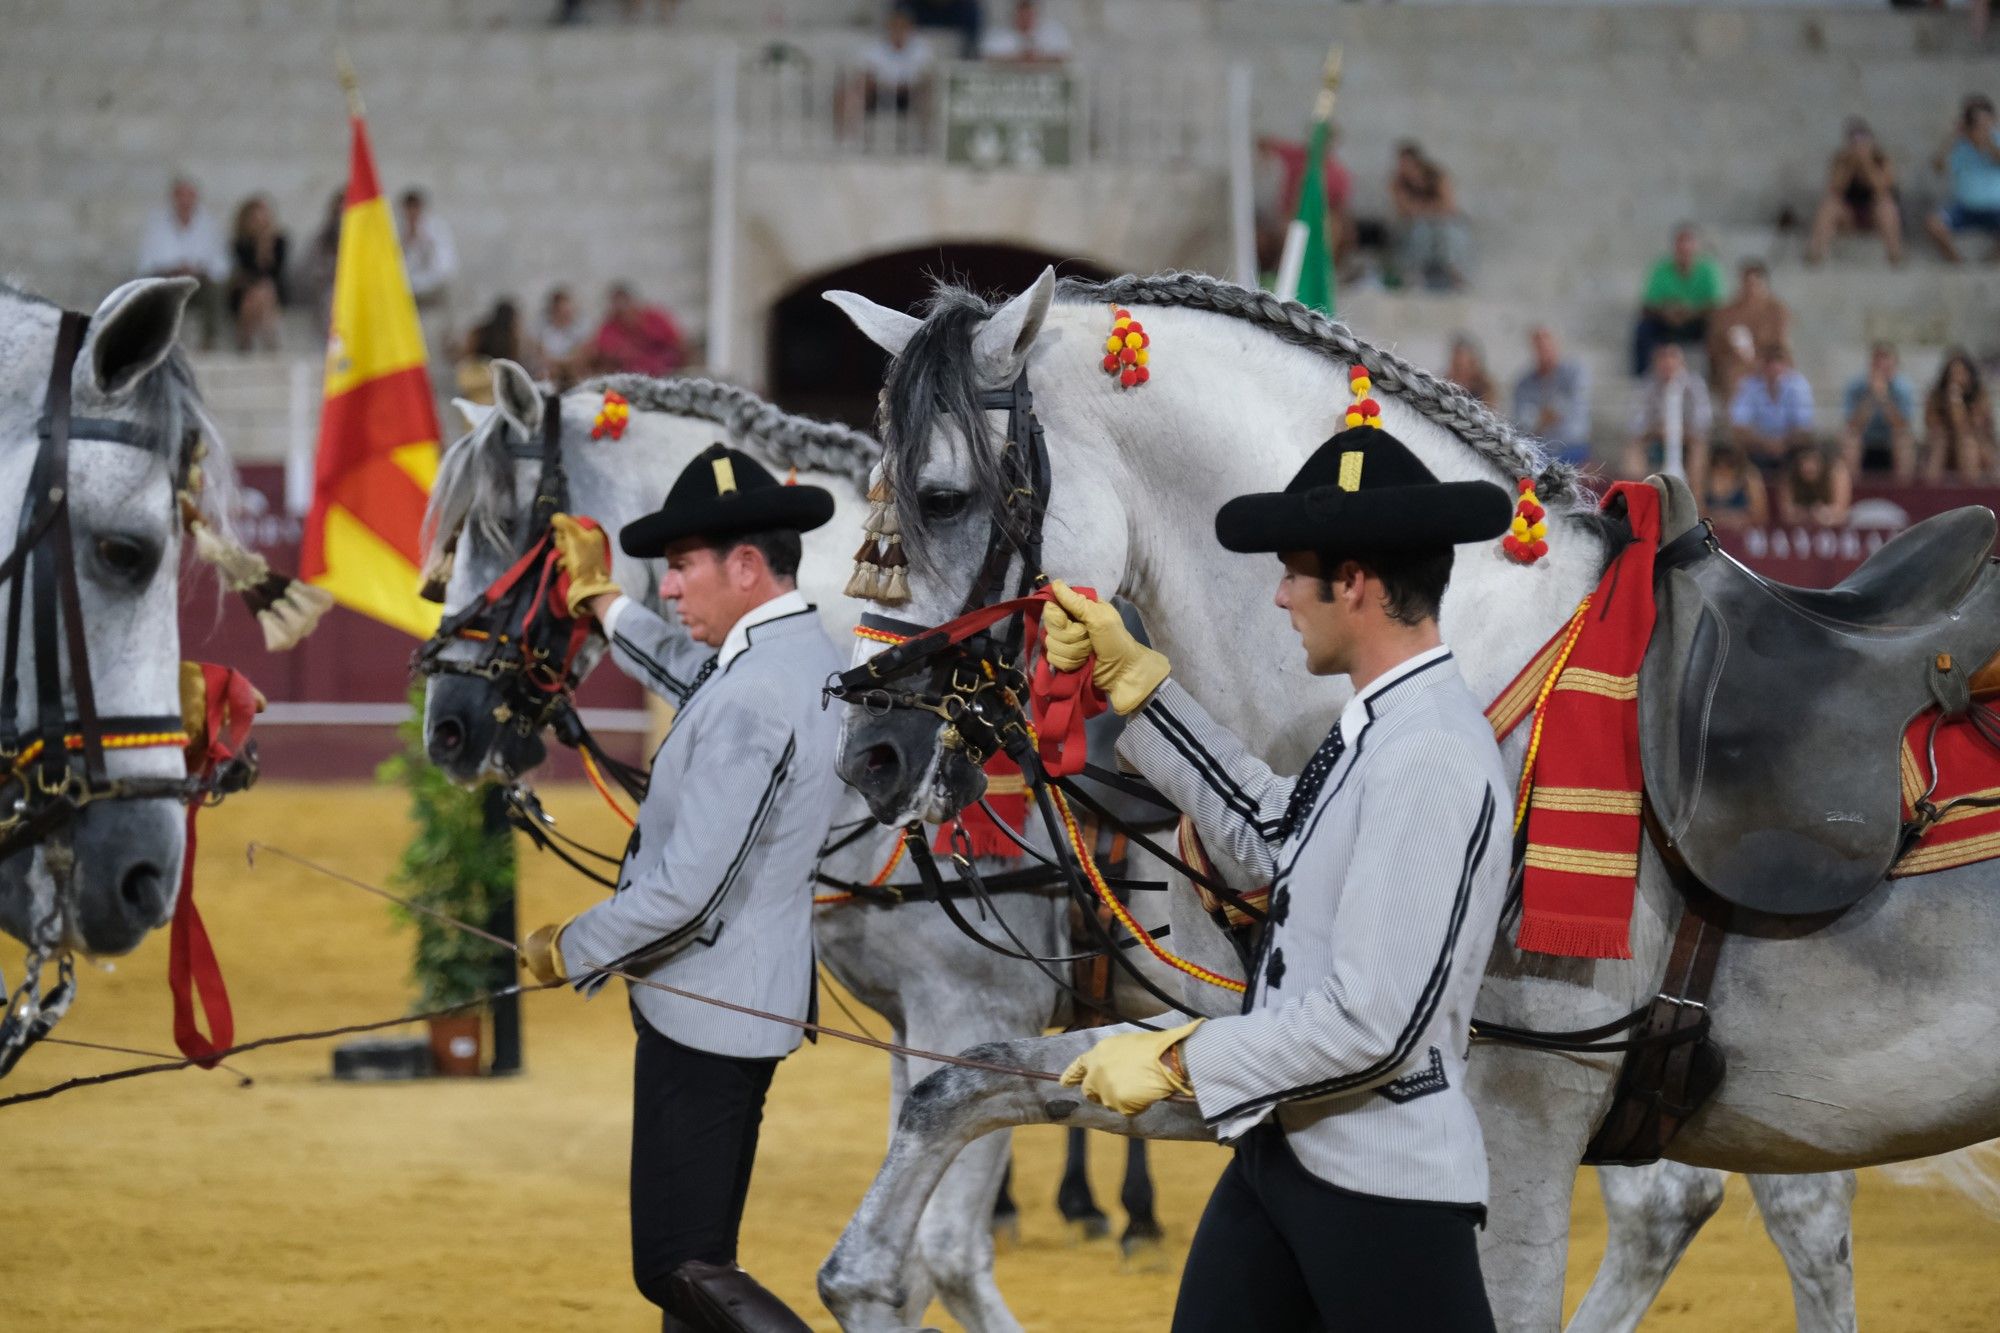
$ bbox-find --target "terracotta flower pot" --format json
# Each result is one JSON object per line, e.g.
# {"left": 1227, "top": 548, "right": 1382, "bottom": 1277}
{"left": 427, "top": 1013, "right": 483, "bottom": 1077}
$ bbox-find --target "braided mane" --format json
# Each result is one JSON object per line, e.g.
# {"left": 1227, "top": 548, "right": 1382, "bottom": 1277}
{"left": 578, "top": 373, "right": 880, "bottom": 492}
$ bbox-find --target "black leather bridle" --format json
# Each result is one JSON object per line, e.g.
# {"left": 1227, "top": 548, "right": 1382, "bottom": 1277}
{"left": 0, "top": 310, "right": 255, "bottom": 1077}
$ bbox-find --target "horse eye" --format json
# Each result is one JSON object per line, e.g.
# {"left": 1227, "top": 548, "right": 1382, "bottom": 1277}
{"left": 918, "top": 490, "right": 970, "bottom": 522}
{"left": 94, "top": 534, "right": 159, "bottom": 583}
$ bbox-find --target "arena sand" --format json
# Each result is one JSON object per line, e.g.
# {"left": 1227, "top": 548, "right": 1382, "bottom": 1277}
{"left": 6, "top": 784, "right": 1998, "bottom": 1331}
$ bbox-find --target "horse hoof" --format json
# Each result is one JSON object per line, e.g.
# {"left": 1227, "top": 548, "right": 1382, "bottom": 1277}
{"left": 991, "top": 1214, "right": 1020, "bottom": 1251}
{"left": 1120, "top": 1233, "right": 1170, "bottom": 1272}
{"left": 1066, "top": 1215, "right": 1112, "bottom": 1243}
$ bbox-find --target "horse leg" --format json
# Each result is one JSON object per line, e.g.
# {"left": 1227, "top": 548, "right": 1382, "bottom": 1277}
{"left": 990, "top": 1156, "right": 1019, "bottom": 1251}
{"left": 884, "top": 1042, "right": 937, "bottom": 1327}
{"left": 1118, "top": 1137, "right": 1167, "bottom": 1269}
{"left": 1056, "top": 1126, "right": 1110, "bottom": 1240}
{"left": 1747, "top": 1172, "right": 1858, "bottom": 1333}
{"left": 1564, "top": 1163, "right": 1726, "bottom": 1333}
{"left": 819, "top": 1030, "right": 1211, "bottom": 1331}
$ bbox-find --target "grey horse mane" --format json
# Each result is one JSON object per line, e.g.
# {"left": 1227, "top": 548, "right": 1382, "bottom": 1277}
{"left": 424, "top": 373, "right": 881, "bottom": 564}
{"left": 879, "top": 272, "right": 1583, "bottom": 566}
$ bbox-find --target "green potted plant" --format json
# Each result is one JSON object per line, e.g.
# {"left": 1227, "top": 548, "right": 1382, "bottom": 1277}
{"left": 377, "top": 686, "right": 516, "bottom": 1076}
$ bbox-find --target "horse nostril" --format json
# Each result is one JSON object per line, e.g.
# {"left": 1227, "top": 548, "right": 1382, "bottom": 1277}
{"left": 862, "top": 743, "right": 900, "bottom": 776}
{"left": 119, "top": 861, "right": 166, "bottom": 920}
{"left": 433, "top": 717, "right": 465, "bottom": 755}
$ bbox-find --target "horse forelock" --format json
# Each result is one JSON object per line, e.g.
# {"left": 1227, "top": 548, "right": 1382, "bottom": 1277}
{"left": 423, "top": 404, "right": 518, "bottom": 568}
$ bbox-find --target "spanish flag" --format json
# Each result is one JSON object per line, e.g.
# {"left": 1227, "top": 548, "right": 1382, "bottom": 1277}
{"left": 302, "top": 110, "right": 442, "bottom": 639}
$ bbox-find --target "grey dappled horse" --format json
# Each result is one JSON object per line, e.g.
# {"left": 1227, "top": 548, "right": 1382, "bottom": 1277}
{"left": 817, "top": 270, "right": 1995, "bottom": 1331}
{"left": 421, "top": 361, "right": 1194, "bottom": 1331}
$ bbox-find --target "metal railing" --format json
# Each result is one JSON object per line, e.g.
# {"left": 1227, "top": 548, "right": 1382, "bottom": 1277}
{"left": 736, "top": 49, "right": 1230, "bottom": 168}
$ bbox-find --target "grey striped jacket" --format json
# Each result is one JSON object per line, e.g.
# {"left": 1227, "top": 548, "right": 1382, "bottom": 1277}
{"left": 1117, "top": 650, "right": 1510, "bottom": 1207}
{"left": 559, "top": 599, "right": 844, "bottom": 1059}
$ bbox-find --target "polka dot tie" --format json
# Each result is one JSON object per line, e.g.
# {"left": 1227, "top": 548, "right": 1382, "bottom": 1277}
{"left": 684, "top": 656, "right": 718, "bottom": 702}
{"left": 1278, "top": 721, "right": 1345, "bottom": 842}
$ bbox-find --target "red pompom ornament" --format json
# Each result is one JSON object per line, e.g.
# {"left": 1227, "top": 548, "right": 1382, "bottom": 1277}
{"left": 1501, "top": 476, "right": 1552, "bottom": 565}
{"left": 1101, "top": 306, "right": 1153, "bottom": 389}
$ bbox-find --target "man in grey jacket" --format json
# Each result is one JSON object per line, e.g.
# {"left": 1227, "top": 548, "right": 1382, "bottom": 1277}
{"left": 521, "top": 443, "right": 840, "bottom": 1330}
{"left": 1046, "top": 423, "right": 1514, "bottom": 1332}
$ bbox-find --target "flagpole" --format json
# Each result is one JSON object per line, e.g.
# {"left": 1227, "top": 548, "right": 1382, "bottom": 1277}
{"left": 1273, "top": 44, "right": 1342, "bottom": 305}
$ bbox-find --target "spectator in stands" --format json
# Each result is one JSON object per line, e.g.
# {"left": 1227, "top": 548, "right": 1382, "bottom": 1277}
{"left": 1446, "top": 333, "right": 1497, "bottom": 409}
{"left": 1924, "top": 349, "right": 1997, "bottom": 482}
{"left": 844, "top": 10, "right": 936, "bottom": 133}
{"left": 553, "top": 0, "right": 677, "bottom": 22}
{"left": 1925, "top": 94, "right": 2000, "bottom": 263}
{"left": 1805, "top": 118, "right": 1904, "bottom": 265}
{"left": 1631, "top": 223, "right": 1723, "bottom": 377}
{"left": 1706, "top": 260, "right": 1791, "bottom": 400}
{"left": 225, "top": 195, "right": 289, "bottom": 354}
{"left": 1776, "top": 444, "right": 1853, "bottom": 528}
{"left": 899, "top": 0, "right": 982, "bottom": 59}
{"left": 981, "top": 0, "right": 1069, "bottom": 61}
{"left": 1624, "top": 342, "right": 1713, "bottom": 486}
{"left": 302, "top": 186, "right": 345, "bottom": 336}
{"left": 1388, "top": 141, "right": 1468, "bottom": 292}
{"left": 1511, "top": 326, "right": 1591, "bottom": 466}
{"left": 1256, "top": 127, "right": 1356, "bottom": 281}
{"left": 1839, "top": 341, "right": 1918, "bottom": 480}
{"left": 135, "top": 175, "right": 230, "bottom": 349}
{"left": 593, "top": 282, "right": 687, "bottom": 378}
{"left": 398, "top": 188, "right": 458, "bottom": 311}
{"left": 1699, "top": 443, "right": 1768, "bottom": 533}
{"left": 456, "top": 298, "right": 527, "bottom": 403}
{"left": 536, "top": 286, "right": 592, "bottom": 388}
{"left": 1729, "top": 342, "right": 1817, "bottom": 474}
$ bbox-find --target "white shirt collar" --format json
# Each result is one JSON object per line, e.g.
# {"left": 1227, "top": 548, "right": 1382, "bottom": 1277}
{"left": 717, "top": 589, "right": 809, "bottom": 670}
{"left": 1336, "top": 643, "right": 1453, "bottom": 742}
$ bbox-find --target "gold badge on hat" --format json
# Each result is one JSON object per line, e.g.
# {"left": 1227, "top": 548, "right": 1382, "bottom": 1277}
{"left": 1338, "top": 452, "right": 1364, "bottom": 492}
{"left": 712, "top": 456, "right": 738, "bottom": 496}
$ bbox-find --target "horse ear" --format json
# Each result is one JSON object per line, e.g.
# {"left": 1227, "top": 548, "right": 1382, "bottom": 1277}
{"left": 86, "top": 276, "right": 196, "bottom": 397}
{"left": 489, "top": 358, "right": 542, "bottom": 435}
{"left": 451, "top": 397, "right": 496, "bottom": 433}
{"left": 825, "top": 290, "right": 920, "bottom": 358}
{"left": 969, "top": 266, "right": 1056, "bottom": 381}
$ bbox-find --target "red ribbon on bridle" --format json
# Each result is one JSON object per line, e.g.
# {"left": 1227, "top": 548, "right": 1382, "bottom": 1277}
{"left": 168, "top": 663, "right": 257, "bottom": 1068}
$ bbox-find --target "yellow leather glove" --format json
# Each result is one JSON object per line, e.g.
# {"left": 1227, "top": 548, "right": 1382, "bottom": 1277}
{"left": 1060, "top": 1019, "right": 1202, "bottom": 1116}
{"left": 1040, "top": 580, "right": 1171, "bottom": 716}
{"left": 550, "top": 513, "right": 621, "bottom": 619}
{"left": 520, "top": 920, "right": 572, "bottom": 985}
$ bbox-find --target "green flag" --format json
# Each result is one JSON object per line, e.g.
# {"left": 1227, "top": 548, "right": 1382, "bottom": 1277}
{"left": 1276, "top": 118, "right": 1336, "bottom": 316}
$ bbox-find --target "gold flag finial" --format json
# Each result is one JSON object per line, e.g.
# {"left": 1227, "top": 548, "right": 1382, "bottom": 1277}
{"left": 1313, "top": 45, "right": 1343, "bottom": 125}
{"left": 334, "top": 46, "right": 366, "bottom": 119}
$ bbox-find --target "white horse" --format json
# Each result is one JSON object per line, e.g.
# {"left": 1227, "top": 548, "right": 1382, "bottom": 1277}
{"left": 419, "top": 361, "right": 1207, "bottom": 1330}
{"left": 0, "top": 276, "right": 237, "bottom": 959}
{"left": 817, "top": 269, "right": 1997, "bottom": 1330}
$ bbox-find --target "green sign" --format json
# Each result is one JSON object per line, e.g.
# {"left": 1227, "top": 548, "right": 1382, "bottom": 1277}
{"left": 942, "top": 65, "right": 1075, "bottom": 170}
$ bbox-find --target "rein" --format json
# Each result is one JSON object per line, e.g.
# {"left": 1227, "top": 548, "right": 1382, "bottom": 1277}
{"left": 1, "top": 310, "right": 259, "bottom": 1079}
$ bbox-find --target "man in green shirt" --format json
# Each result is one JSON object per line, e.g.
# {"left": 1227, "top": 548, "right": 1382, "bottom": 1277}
{"left": 1631, "top": 223, "right": 1723, "bottom": 375}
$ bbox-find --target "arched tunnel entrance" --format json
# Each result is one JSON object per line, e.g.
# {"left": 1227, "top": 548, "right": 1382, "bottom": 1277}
{"left": 766, "top": 243, "right": 1114, "bottom": 430}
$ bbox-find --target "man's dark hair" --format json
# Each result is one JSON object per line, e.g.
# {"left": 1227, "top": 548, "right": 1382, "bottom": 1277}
{"left": 709, "top": 528, "right": 802, "bottom": 582}
{"left": 1316, "top": 547, "right": 1455, "bottom": 627}
{"left": 400, "top": 188, "right": 427, "bottom": 209}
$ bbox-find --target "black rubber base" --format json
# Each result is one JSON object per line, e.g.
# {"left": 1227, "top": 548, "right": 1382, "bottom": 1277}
{"left": 331, "top": 1036, "right": 433, "bottom": 1082}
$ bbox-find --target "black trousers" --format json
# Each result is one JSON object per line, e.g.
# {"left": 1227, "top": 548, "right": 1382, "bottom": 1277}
{"left": 629, "top": 1006, "right": 779, "bottom": 1318}
{"left": 1171, "top": 1127, "right": 1496, "bottom": 1333}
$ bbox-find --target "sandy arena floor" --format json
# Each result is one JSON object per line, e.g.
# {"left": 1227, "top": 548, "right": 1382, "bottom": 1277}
{"left": 6, "top": 783, "right": 1999, "bottom": 1331}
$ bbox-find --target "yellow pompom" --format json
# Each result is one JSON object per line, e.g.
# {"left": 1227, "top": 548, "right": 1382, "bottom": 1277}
{"left": 1510, "top": 516, "right": 1530, "bottom": 539}
{"left": 1125, "top": 332, "right": 1144, "bottom": 350}
{"left": 1135, "top": 349, "right": 1149, "bottom": 366}
{"left": 1105, "top": 336, "right": 1122, "bottom": 354}
{"left": 1114, "top": 317, "right": 1131, "bottom": 331}
{"left": 1366, "top": 415, "right": 1382, "bottom": 427}
{"left": 1345, "top": 411, "right": 1364, "bottom": 427}
{"left": 1352, "top": 376, "right": 1372, "bottom": 395}
{"left": 1529, "top": 521, "right": 1548, "bottom": 541}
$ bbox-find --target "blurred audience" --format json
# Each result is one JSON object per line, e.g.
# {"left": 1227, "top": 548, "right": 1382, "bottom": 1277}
{"left": 1776, "top": 444, "right": 1853, "bottom": 528}
{"left": 845, "top": 10, "right": 936, "bottom": 132}
{"left": 398, "top": 187, "right": 458, "bottom": 312}
{"left": 1700, "top": 443, "right": 1769, "bottom": 532}
{"left": 593, "top": 282, "right": 687, "bottom": 377}
{"left": 1839, "top": 342, "right": 1918, "bottom": 480}
{"left": 899, "top": 0, "right": 983, "bottom": 59}
{"left": 1926, "top": 94, "right": 2000, "bottom": 263}
{"left": 1806, "top": 118, "right": 1904, "bottom": 265}
{"left": 1706, "top": 260, "right": 1790, "bottom": 400}
{"left": 1256, "top": 127, "right": 1355, "bottom": 280}
{"left": 1446, "top": 333, "right": 1498, "bottom": 409}
{"left": 1511, "top": 326, "right": 1591, "bottom": 466}
{"left": 553, "top": 0, "right": 677, "bottom": 21}
{"left": 536, "top": 286, "right": 592, "bottom": 387}
{"left": 1728, "top": 343, "right": 1816, "bottom": 474}
{"left": 456, "top": 298, "right": 527, "bottom": 402}
{"left": 136, "top": 175, "right": 230, "bottom": 349}
{"left": 980, "top": 0, "right": 1069, "bottom": 61}
{"left": 1631, "top": 223, "right": 1722, "bottom": 377}
{"left": 1388, "top": 142, "right": 1468, "bottom": 292}
{"left": 1924, "top": 349, "right": 1997, "bottom": 482}
{"left": 226, "top": 195, "right": 289, "bottom": 353}
{"left": 1624, "top": 342, "right": 1713, "bottom": 486}
{"left": 302, "top": 186, "right": 345, "bottom": 336}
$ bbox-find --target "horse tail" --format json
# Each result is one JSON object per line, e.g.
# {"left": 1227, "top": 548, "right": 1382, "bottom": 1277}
{"left": 1878, "top": 1142, "right": 2000, "bottom": 1220}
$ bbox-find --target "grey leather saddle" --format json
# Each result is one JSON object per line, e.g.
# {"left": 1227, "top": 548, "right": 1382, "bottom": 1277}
{"left": 1639, "top": 482, "right": 2000, "bottom": 916}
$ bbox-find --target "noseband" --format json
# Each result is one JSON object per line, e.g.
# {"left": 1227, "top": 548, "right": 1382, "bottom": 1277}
{"left": 1, "top": 310, "right": 257, "bottom": 1077}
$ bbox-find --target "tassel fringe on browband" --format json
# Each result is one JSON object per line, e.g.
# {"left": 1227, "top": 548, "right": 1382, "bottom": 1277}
{"left": 846, "top": 474, "right": 910, "bottom": 604}
{"left": 181, "top": 456, "right": 333, "bottom": 652}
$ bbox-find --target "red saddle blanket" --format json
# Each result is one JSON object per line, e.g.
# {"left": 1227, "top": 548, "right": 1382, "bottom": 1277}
{"left": 1894, "top": 710, "right": 2000, "bottom": 878}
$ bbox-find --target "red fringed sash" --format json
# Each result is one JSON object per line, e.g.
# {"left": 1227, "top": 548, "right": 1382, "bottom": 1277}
{"left": 169, "top": 664, "right": 258, "bottom": 1067}
{"left": 1502, "top": 482, "right": 1662, "bottom": 960}
{"left": 934, "top": 752, "right": 1031, "bottom": 859}
{"left": 1893, "top": 711, "right": 2000, "bottom": 877}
